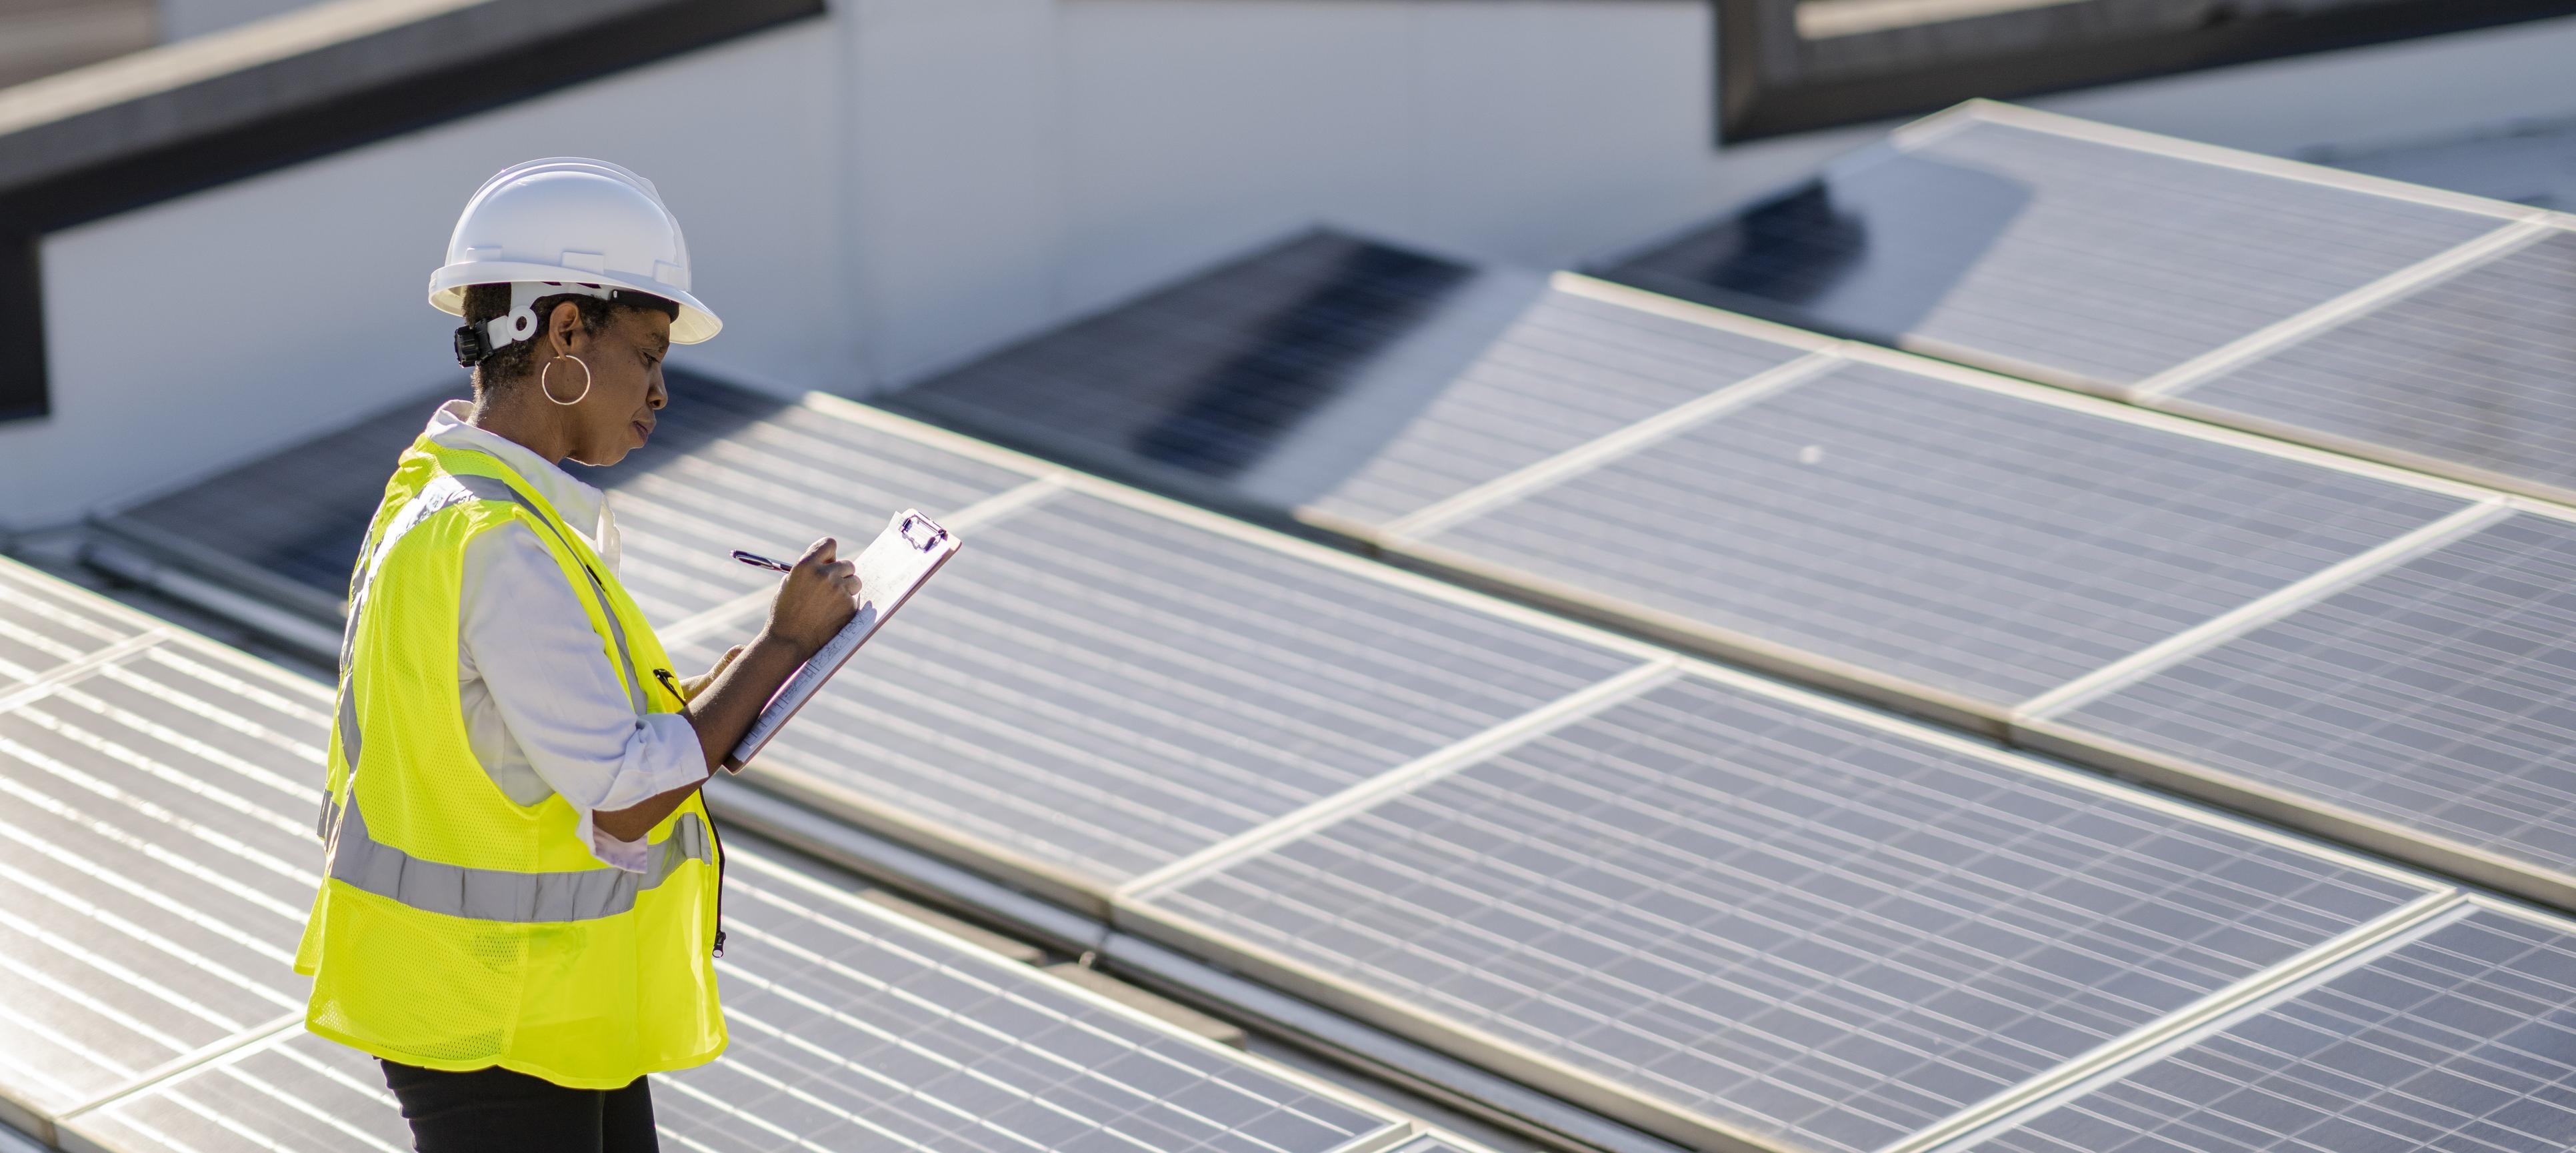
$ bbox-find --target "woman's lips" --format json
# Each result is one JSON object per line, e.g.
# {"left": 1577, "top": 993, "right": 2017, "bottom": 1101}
{"left": 632, "top": 420, "right": 653, "bottom": 441}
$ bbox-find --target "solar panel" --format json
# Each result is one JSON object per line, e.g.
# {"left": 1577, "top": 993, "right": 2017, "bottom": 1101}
{"left": 63, "top": 842, "right": 1407, "bottom": 1153}
{"left": 1406, "top": 359, "right": 2468, "bottom": 710}
{"left": 2163, "top": 227, "right": 2576, "bottom": 503}
{"left": 608, "top": 397, "right": 1037, "bottom": 626}
{"left": 673, "top": 487, "right": 1649, "bottom": 894}
{"left": 0, "top": 561, "right": 154, "bottom": 687}
{"left": 0, "top": 632, "right": 326, "bottom": 1133}
{"left": 1131, "top": 670, "right": 2441, "bottom": 1153}
{"left": 1603, "top": 111, "right": 2511, "bottom": 393}
{"left": 2036, "top": 511, "right": 2576, "bottom": 901}
{"left": 899, "top": 231, "right": 1823, "bottom": 529}
{"left": 1955, "top": 902, "right": 2576, "bottom": 1153}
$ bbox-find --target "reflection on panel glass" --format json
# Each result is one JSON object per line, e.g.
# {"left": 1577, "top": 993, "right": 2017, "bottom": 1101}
{"left": 0, "top": 640, "right": 325, "bottom": 1123}
{"left": 900, "top": 231, "right": 1815, "bottom": 527}
{"left": 2172, "top": 230, "right": 2576, "bottom": 499}
{"left": 1607, "top": 119, "right": 2500, "bottom": 389}
{"left": 1417, "top": 361, "right": 2466, "bottom": 706}
{"left": 1966, "top": 905, "right": 2576, "bottom": 1153}
{"left": 674, "top": 491, "right": 1644, "bottom": 888}
{"left": 2057, "top": 512, "right": 2576, "bottom": 882}
{"left": 0, "top": 559, "right": 149, "bottom": 685}
{"left": 1143, "top": 674, "right": 2434, "bottom": 1153}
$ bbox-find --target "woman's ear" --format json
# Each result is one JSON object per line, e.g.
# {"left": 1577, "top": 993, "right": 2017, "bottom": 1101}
{"left": 547, "top": 299, "right": 589, "bottom": 355}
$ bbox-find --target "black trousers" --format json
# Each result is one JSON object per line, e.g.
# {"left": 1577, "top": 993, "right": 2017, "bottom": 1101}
{"left": 379, "top": 1060, "right": 658, "bottom": 1153}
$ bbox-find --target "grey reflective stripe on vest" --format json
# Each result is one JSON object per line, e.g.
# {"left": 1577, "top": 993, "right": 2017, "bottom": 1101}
{"left": 330, "top": 792, "right": 712, "bottom": 922}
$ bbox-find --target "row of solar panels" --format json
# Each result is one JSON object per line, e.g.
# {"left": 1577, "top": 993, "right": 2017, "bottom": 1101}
{"left": 887, "top": 223, "right": 2576, "bottom": 937}
{"left": 83, "top": 387, "right": 2576, "bottom": 1152}
{"left": 0, "top": 557, "right": 1489, "bottom": 1153}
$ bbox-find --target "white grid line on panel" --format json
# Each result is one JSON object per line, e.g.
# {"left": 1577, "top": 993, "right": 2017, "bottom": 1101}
{"left": 723, "top": 851, "right": 1423, "bottom": 1143}
{"left": 1549, "top": 273, "right": 1847, "bottom": 354}
{"left": 1131, "top": 671, "right": 2447, "bottom": 1153}
{"left": 2129, "top": 219, "right": 2559, "bottom": 401}
{"left": 1121, "top": 658, "right": 1685, "bottom": 897}
{"left": 720, "top": 488, "right": 1643, "bottom": 892}
{"left": 1912, "top": 894, "right": 2576, "bottom": 1153}
{"left": 1827, "top": 343, "right": 2506, "bottom": 505}
{"left": 1951, "top": 101, "right": 2548, "bottom": 223}
{"left": 0, "top": 632, "right": 171, "bottom": 717}
{"left": 2013, "top": 499, "right": 2513, "bottom": 723}
{"left": 1880, "top": 890, "right": 2465, "bottom": 1153}
{"left": 53, "top": 1014, "right": 305, "bottom": 1133}
{"left": 1381, "top": 353, "right": 1843, "bottom": 541}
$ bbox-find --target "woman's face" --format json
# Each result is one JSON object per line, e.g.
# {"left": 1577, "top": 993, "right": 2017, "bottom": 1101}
{"left": 554, "top": 304, "right": 673, "bottom": 467}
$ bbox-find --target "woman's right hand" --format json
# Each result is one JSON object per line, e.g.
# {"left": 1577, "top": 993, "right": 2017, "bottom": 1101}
{"left": 764, "top": 537, "right": 861, "bottom": 655}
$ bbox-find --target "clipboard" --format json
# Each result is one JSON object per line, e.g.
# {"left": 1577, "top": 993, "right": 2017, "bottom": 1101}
{"left": 723, "top": 509, "right": 961, "bottom": 770}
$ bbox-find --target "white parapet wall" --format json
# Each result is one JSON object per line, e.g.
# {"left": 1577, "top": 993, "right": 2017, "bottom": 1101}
{"left": 158, "top": 0, "right": 323, "bottom": 42}
{"left": 11, "top": 1, "right": 2576, "bottom": 531}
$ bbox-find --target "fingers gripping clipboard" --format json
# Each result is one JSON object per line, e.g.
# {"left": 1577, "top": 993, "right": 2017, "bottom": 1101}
{"left": 724, "top": 510, "right": 960, "bottom": 771}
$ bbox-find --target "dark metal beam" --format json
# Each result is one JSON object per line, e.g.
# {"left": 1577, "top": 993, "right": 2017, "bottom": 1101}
{"left": 0, "top": 0, "right": 825, "bottom": 422}
{"left": 1717, "top": 0, "right": 2576, "bottom": 143}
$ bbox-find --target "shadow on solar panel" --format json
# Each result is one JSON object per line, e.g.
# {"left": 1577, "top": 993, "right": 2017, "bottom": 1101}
{"left": 895, "top": 229, "right": 1829, "bottom": 530}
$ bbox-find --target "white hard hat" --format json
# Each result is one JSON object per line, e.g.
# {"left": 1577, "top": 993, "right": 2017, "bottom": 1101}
{"left": 429, "top": 157, "right": 721, "bottom": 361}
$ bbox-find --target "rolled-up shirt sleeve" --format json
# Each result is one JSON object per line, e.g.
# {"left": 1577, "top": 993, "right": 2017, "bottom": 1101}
{"left": 458, "top": 525, "right": 706, "bottom": 872}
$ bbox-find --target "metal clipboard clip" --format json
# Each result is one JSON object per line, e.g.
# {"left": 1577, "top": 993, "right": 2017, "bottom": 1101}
{"left": 897, "top": 512, "right": 949, "bottom": 552}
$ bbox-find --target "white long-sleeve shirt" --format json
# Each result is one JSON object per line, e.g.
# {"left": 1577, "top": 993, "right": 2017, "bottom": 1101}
{"left": 424, "top": 401, "right": 707, "bottom": 872}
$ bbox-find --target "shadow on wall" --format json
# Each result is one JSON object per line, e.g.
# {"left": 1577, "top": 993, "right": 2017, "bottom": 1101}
{"left": 1607, "top": 148, "right": 2033, "bottom": 343}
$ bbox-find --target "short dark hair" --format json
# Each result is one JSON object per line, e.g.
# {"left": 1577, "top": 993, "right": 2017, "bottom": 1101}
{"left": 461, "top": 283, "right": 678, "bottom": 391}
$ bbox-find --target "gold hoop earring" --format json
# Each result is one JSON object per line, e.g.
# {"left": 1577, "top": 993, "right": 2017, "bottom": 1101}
{"left": 540, "top": 354, "right": 592, "bottom": 406}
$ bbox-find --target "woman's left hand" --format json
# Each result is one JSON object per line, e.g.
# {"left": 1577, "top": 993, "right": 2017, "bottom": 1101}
{"left": 679, "top": 645, "right": 745, "bottom": 701}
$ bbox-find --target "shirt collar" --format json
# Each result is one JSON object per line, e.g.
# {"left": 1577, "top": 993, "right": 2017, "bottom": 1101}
{"left": 423, "top": 399, "right": 622, "bottom": 567}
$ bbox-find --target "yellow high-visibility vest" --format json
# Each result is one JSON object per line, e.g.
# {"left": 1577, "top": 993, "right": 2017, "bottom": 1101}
{"left": 293, "top": 435, "right": 725, "bottom": 1088}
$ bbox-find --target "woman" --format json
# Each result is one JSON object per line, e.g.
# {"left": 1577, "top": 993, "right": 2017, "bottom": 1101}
{"left": 293, "top": 158, "right": 856, "bottom": 1152}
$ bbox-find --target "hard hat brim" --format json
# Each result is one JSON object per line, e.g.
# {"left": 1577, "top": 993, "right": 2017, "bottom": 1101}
{"left": 429, "top": 261, "right": 721, "bottom": 344}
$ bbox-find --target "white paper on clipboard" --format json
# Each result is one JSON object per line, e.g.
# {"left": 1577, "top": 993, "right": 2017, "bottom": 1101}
{"left": 724, "top": 509, "right": 960, "bottom": 770}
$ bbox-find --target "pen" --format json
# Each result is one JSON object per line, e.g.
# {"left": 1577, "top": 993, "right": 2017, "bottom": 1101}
{"left": 731, "top": 549, "right": 793, "bottom": 573}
